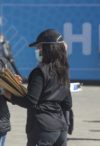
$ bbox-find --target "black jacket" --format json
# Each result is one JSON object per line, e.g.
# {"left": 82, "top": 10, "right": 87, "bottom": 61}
{"left": 11, "top": 64, "right": 72, "bottom": 132}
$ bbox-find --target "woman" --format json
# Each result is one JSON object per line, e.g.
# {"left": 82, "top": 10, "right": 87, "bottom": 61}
{"left": 4, "top": 29, "right": 72, "bottom": 146}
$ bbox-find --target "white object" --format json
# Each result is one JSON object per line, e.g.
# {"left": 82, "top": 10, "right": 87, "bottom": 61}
{"left": 70, "top": 82, "right": 82, "bottom": 92}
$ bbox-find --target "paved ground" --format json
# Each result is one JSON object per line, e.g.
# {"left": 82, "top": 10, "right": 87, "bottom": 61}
{"left": 5, "top": 86, "right": 100, "bottom": 146}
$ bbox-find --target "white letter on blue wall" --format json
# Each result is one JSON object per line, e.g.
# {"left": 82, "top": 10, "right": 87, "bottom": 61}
{"left": 64, "top": 23, "right": 92, "bottom": 55}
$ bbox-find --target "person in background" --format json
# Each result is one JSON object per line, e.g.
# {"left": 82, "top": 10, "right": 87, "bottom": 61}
{"left": 3, "top": 29, "right": 72, "bottom": 146}
{"left": 0, "top": 34, "right": 23, "bottom": 146}
{"left": 0, "top": 34, "right": 27, "bottom": 83}
{"left": 0, "top": 56, "right": 16, "bottom": 146}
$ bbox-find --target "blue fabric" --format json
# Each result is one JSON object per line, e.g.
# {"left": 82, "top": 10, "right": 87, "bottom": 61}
{"left": 0, "top": 135, "right": 6, "bottom": 146}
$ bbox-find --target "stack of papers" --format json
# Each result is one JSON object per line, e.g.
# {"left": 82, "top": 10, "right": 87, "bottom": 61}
{"left": 0, "top": 68, "right": 27, "bottom": 96}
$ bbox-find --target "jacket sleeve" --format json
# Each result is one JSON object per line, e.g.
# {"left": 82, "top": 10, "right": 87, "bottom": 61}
{"left": 61, "top": 89, "right": 72, "bottom": 111}
{"left": 61, "top": 89, "right": 74, "bottom": 135}
{"left": 11, "top": 68, "right": 44, "bottom": 108}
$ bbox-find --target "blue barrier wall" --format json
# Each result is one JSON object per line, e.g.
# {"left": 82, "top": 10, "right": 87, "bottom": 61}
{"left": 0, "top": 0, "right": 100, "bottom": 80}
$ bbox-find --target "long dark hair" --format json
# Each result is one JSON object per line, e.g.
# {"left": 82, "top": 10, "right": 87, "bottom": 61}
{"left": 41, "top": 43, "right": 70, "bottom": 86}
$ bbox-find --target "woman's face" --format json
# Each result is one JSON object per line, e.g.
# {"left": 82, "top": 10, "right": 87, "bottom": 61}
{"left": 35, "top": 44, "right": 43, "bottom": 62}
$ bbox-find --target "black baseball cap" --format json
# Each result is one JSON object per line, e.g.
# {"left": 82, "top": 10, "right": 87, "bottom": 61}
{"left": 29, "top": 29, "right": 64, "bottom": 47}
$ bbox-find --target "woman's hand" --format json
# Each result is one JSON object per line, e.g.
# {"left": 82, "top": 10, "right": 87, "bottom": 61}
{"left": 15, "top": 74, "right": 22, "bottom": 83}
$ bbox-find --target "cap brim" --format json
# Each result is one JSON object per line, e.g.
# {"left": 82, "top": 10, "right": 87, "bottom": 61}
{"left": 29, "top": 42, "right": 38, "bottom": 48}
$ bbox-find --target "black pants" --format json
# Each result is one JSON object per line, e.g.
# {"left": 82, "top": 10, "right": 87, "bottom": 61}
{"left": 27, "top": 129, "right": 67, "bottom": 146}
